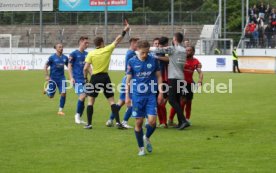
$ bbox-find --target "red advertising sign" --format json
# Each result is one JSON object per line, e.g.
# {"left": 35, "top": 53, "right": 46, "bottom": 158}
{"left": 90, "top": 0, "right": 127, "bottom": 6}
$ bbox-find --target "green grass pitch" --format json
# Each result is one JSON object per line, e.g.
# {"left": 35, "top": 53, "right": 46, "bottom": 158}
{"left": 0, "top": 71, "right": 275, "bottom": 173}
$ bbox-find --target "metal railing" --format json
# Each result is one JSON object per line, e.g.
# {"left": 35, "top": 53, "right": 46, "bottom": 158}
{"left": 0, "top": 11, "right": 218, "bottom": 25}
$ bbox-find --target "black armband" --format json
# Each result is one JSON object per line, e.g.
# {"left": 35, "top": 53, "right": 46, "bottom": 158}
{"left": 121, "top": 31, "right": 126, "bottom": 37}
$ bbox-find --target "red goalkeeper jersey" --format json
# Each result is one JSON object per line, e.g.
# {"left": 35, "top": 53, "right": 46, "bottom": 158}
{"left": 184, "top": 57, "right": 201, "bottom": 84}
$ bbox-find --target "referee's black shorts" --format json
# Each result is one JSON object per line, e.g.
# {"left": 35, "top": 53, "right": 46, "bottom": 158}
{"left": 86, "top": 73, "right": 114, "bottom": 98}
{"left": 182, "top": 83, "right": 194, "bottom": 101}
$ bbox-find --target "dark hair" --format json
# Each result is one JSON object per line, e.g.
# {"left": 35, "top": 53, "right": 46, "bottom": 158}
{"left": 159, "top": 37, "right": 169, "bottom": 46}
{"left": 137, "top": 40, "right": 150, "bottom": 49}
{"left": 129, "top": 37, "right": 139, "bottom": 44}
{"left": 187, "top": 46, "right": 195, "bottom": 52}
{"left": 153, "top": 37, "right": 159, "bottom": 42}
{"left": 93, "top": 37, "right": 104, "bottom": 48}
{"left": 54, "top": 43, "right": 62, "bottom": 49}
{"left": 78, "top": 36, "right": 88, "bottom": 43}
{"left": 174, "top": 32, "right": 184, "bottom": 43}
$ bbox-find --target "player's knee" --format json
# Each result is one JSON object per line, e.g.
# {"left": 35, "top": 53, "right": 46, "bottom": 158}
{"left": 61, "top": 93, "right": 66, "bottom": 97}
{"left": 79, "top": 94, "right": 86, "bottom": 101}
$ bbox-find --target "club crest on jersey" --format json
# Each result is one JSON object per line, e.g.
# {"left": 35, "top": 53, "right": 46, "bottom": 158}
{"left": 132, "top": 111, "right": 137, "bottom": 117}
{"left": 147, "top": 64, "right": 152, "bottom": 69}
{"left": 63, "top": 0, "right": 81, "bottom": 8}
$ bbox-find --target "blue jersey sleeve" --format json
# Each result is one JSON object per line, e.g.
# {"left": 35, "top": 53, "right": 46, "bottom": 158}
{"left": 126, "top": 59, "right": 133, "bottom": 76}
{"left": 69, "top": 52, "right": 75, "bottom": 64}
{"left": 46, "top": 56, "right": 52, "bottom": 66}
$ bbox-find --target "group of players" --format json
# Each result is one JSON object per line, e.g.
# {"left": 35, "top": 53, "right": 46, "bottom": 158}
{"left": 44, "top": 23, "right": 203, "bottom": 156}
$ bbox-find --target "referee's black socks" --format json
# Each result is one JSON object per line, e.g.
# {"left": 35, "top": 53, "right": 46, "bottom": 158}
{"left": 87, "top": 105, "right": 93, "bottom": 125}
{"left": 111, "top": 104, "right": 120, "bottom": 123}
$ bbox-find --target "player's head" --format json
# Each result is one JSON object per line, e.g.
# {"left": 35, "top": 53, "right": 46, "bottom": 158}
{"left": 129, "top": 37, "right": 139, "bottom": 51}
{"left": 93, "top": 37, "right": 104, "bottom": 48}
{"left": 137, "top": 40, "right": 150, "bottom": 59}
{"left": 79, "top": 36, "right": 89, "bottom": 50}
{"left": 152, "top": 38, "right": 160, "bottom": 47}
{"left": 54, "top": 43, "right": 63, "bottom": 54}
{"left": 159, "top": 37, "right": 169, "bottom": 47}
{"left": 173, "top": 32, "right": 184, "bottom": 45}
{"left": 186, "top": 46, "right": 195, "bottom": 58}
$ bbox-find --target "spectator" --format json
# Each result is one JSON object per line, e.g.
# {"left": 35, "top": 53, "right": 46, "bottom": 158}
{"left": 265, "top": 3, "right": 272, "bottom": 21}
{"left": 265, "top": 24, "right": 273, "bottom": 48}
{"left": 245, "top": 25, "right": 252, "bottom": 48}
{"left": 257, "top": 17, "right": 265, "bottom": 47}
{"left": 248, "top": 21, "right": 257, "bottom": 33}
{"left": 270, "top": 8, "right": 276, "bottom": 32}
{"left": 252, "top": 27, "right": 259, "bottom": 47}
{"left": 258, "top": 2, "right": 266, "bottom": 19}
{"left": 253, "top": 4, "right": 258, "bottom": 16}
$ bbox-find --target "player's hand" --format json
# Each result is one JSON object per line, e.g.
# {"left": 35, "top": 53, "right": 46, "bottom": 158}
{"left": 124, "top": 19, "right": 130, "bottom": 32}
{"left": 157, "top": 93, "right": 164, "bottom": 105}
{"left": 70, "top": 78, "right": 75, "bottom": 85}
{"left": 198, "top": 81, "right": 202, "bottom": 87}
{"left": 84, "top": 77, "right": 89, "bottom": 84}
{"left": 125, "top": 96, "right": 131, "bottom": 107}
{"left": 45, "top": 75, "right": 50, "bottom": 81}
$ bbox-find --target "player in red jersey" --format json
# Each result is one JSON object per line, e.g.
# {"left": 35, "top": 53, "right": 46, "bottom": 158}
{"left": 168, "top": 46, "right": 203, "bottom": 126}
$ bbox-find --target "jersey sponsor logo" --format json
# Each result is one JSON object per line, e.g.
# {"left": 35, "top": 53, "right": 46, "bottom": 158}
{"left": 134, "top": 65, "right": 141, "bottom": 68}
{"left": 136, "top": 71, "right": 152, "bottom": 78}
{"left": 63, "top": 0, "right": 81, "bottom": 8}
{"left": 147, "top": 63, "right": 152, "bottom": 69}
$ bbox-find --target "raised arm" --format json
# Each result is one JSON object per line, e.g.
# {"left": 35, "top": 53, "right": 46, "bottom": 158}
{"left": 113, "top": 24, "right": 130, "bottom": 47}
{"left": 150, "top": 46, "right": 174, "bottom": 56}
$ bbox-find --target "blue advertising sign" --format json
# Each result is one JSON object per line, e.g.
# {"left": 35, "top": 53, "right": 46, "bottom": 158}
{"left": 59, "top": 0, "right": 132, "bottom": 11}
{"left": 216, "top": 58, "right": 226, "bottom": 67}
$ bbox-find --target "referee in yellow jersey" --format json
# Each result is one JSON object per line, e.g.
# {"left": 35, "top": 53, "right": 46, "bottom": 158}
{"left": 83, "top": 24, "right": 130, "bottom": 129}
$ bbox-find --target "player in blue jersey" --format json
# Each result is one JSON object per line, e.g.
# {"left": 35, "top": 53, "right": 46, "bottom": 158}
{"left": 68, "top": 36, "right": 92, "bottom": 124}
{"left": 44, "top": 43, "right": 69, "bottom": 116}
{"left": 105, "top": 37, "right": 139, "bottom": 128}
{"left": 125, "top": 40, "right": 163, "bottom": 156}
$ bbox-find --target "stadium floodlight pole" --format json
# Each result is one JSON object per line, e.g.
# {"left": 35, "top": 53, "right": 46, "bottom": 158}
{"left": 219, "top": 0, "right": 222, "bottom": 37}
{"left": 246, "top": 0, "right": 249, "bottom": 24}
{"left": 171, "top": 0, "right": 174, "bottom": 37}
{"left": 104, "top": 0, "right": 108, "bottom": 44}
{"left": 39, "top": 0, "right": 43, "bottom": 53}
{"left": 241, "top": 0, "right": 245, "bottom": 55}
{"left": 224, "top": 0, "right": 226, "bottom": 54}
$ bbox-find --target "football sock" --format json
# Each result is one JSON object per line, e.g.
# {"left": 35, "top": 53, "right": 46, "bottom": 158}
{"left": 185, "top": 100, "right": 192, "bottom": 120}
{"left": 109, "top": 104, "right": 121, "bottom": 120}
{"left": 135, "top": 129, "right": 144, "bottom": 148}
{"left": 146, "top": 124, "right": 156, "bottom": 139}
{"left": 76, "top": 99, "right": 85, "bottom": 117}
{"left": 111, "top": 104, "right": 120, "bottom": 123}
{"left": 59, "top": 95, "right": 66, "bottom": 109}
{"left": 157, "top": 106, "right": 163, "bottom": 124}
{"left": 87, "top": 105, "right": 93, "bottom": 125}
{"left": 123, "top": 106, "right": 132, "bottom": 121}
{"left": 169, "top": 107, "right": 176, "bottom": 121}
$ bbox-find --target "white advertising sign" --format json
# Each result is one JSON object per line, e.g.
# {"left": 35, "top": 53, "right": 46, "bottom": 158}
{"left": 0, "top": 0, "right": 53, "bottom": 11}
{"left": 239, "top": 56, "right": 276, "bottom": 73}
{"left": 0, "top": 54, "right": 233, "bottom": 72}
